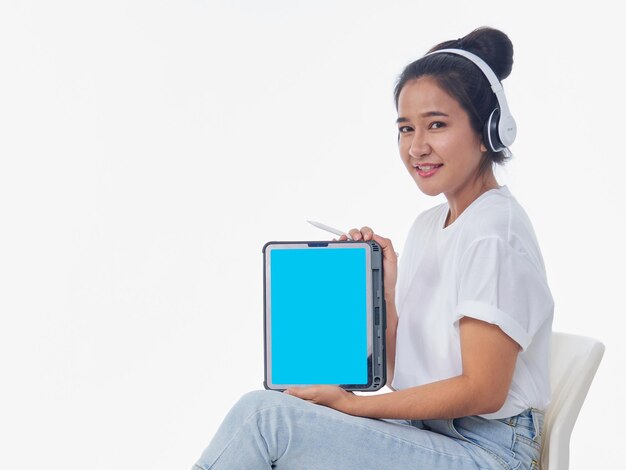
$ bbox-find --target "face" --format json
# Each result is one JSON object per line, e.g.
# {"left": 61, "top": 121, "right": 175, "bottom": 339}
{"left": 397, "top": 77, "right": 489, "bottom": 204}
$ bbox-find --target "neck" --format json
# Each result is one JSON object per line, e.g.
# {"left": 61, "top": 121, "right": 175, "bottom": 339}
{"left": 444, "top": 171, "right": 499, "bottom": 227}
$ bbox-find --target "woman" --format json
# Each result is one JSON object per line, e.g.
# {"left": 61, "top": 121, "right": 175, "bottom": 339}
{"left": 193, "top": 26, "right": 553, "bottom": 470}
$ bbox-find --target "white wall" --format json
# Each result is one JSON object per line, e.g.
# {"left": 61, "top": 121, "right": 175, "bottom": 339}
{"left": 1, "top": 1, "right": 622, "bottom": 468}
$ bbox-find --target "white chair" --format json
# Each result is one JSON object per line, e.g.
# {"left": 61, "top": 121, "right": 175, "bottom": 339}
{"left": 541, "top": 332, "right": 605, "bottom": 469}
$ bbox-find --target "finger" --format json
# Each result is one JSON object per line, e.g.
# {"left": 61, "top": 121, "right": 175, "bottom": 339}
{"left": 348, "top": 228, "right": 363, "bottom": 241}
{"left": 360, "top": 226, "right": 374, "bottom": 241}
{"left": 338, "top": 234, "right": 348, "bottom": 241}
{"left": 371, "top": 233, "right": 391, "bottom": 249}
{"left": 284, "top": 386, "right": 317, "bottom": 400}
{"left": 372, "top": 234, "right": 398, "bottom": 260}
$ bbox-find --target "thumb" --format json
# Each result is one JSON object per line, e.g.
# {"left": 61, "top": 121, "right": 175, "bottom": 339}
{"left": 284, "top": 386, "right": 316, "bottom": 399}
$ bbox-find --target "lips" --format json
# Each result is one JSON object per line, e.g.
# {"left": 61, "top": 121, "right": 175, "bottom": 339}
{"left": 414, "top": 163, "right": 443, "bottom": 177}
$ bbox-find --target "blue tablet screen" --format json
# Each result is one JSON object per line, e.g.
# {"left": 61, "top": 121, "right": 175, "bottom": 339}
{"left": 270, "top": 247, "right": 368, "bottom": 385}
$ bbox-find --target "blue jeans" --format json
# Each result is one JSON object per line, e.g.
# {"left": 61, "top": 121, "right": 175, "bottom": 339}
{"left": 193, "top": 390, "right": 542, "bottom": 469}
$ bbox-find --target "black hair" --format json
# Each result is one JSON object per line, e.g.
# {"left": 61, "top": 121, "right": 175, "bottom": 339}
{"left": 394, "top": 27, "right": 514, "bottom": 167}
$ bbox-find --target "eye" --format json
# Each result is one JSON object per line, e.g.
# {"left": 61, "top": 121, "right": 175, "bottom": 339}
{"left": 429, "top": 121, "right": 446, "bottom": 129}
{"left": 398, "top": 125, "right": 413, "bottom": 134}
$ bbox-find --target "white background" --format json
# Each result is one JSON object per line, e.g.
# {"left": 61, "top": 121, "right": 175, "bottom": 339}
{"left": 1, "top": 1, "right": 623, "bottom": 468}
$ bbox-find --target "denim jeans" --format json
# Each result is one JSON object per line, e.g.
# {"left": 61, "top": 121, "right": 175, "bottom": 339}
{"left": 192, "top": 390, "right": 542, "bottom": 469}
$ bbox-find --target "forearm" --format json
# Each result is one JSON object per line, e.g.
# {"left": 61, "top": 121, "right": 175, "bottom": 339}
{"left": 349, "top": 375, "right": 503, "bottom": 420}
{"left": 288, "top": 318, "right": 518, "bottom": 422}
{"left": 349, "top": 317, "right": 519, "bottom": 420}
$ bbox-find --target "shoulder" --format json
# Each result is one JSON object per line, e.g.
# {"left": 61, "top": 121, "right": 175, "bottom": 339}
{"left": 463, "top": 187, "right": 533, "bottom": 242}
{"left": 461, "top": 187, "right": 546, "bottom": 269}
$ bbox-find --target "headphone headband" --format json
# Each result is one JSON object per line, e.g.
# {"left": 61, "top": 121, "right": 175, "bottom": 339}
{"left": 424, "top": 48, "right": 516, "bottom": 150}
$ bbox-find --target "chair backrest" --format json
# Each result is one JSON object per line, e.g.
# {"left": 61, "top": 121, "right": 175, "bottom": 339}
{"left": 541, "top": 332, "right": 605, "bottom": 470}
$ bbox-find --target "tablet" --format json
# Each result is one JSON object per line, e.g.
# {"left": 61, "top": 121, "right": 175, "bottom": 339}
{"left": 262, "top": 240, "right": 386, "bottom": 391}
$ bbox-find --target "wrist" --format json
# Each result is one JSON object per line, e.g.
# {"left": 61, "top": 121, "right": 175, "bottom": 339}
{"left": 344, "top": 392, "right": 361, "bottom": 415}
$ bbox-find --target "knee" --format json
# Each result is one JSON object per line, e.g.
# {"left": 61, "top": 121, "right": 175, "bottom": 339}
{"left": 225, "top": 390, "right": 302, "bottom": 432}
{"left": 235, "top": 390, "right": 292, "bottom": 413}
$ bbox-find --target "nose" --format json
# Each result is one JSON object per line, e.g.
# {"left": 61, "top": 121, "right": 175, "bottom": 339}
{"left": 408, "top": 129, "right": 430, "bottom": 159}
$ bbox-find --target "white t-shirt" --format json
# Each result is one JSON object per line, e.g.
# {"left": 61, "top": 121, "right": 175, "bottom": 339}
{"left": 391, "top": 186, "right": 554, "bottom": 419}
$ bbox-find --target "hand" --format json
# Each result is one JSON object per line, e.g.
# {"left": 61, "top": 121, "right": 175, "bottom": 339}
{"left": 339, "top": 226, "right": 398, "bottom": 299}
{"left": 284, "top": 385, "right": 356, "bottom": 414}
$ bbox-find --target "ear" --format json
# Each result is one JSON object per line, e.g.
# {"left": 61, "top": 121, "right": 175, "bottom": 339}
{"left": 480, "top": 141, "right": 488, "bottom": 153}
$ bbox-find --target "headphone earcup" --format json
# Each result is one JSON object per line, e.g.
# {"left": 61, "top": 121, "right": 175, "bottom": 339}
{"left": 483, "top": 108, "right": 504, "bottom": 153}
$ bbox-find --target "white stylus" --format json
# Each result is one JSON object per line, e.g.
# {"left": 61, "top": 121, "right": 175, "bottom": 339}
{"left": 307, "top": 220, "right": 353, "bottom": 240}
{"left": 306, "top": 220, "right": 399, "bottom": 257}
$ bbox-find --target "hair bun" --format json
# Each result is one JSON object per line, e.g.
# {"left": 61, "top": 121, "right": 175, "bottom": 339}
{"left": 430, "top": 26, "right": 514, "bottom": 81}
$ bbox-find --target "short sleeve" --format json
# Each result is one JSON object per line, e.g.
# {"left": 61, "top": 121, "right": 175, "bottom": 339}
{"left": 453, "top": 236, "right": 554, "bottom": 351}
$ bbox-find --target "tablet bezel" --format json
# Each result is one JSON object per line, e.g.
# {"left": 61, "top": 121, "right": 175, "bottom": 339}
{"left": 262, "top": 240, "right": 385, "bottom": 392}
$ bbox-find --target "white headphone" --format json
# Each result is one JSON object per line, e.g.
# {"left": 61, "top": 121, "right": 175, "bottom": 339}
{"left": 425, "top": 48, "right": 517, "bottom": 152}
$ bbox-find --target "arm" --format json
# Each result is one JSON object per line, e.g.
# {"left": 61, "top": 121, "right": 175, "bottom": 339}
{"left": 287, "top": 316, "right": 520, "bottom": 420}
{"left": 349, "top": 317, "right": 520, "bottom": 419}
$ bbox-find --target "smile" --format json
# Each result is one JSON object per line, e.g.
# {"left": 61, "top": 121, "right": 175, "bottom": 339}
{"left": 414, "top": 163, "right": 443, "bottom": 177}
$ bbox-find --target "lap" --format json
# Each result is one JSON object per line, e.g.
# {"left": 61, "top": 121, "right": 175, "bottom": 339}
{"left": 231, "top": 390, "right": 484, "bottom": 469}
